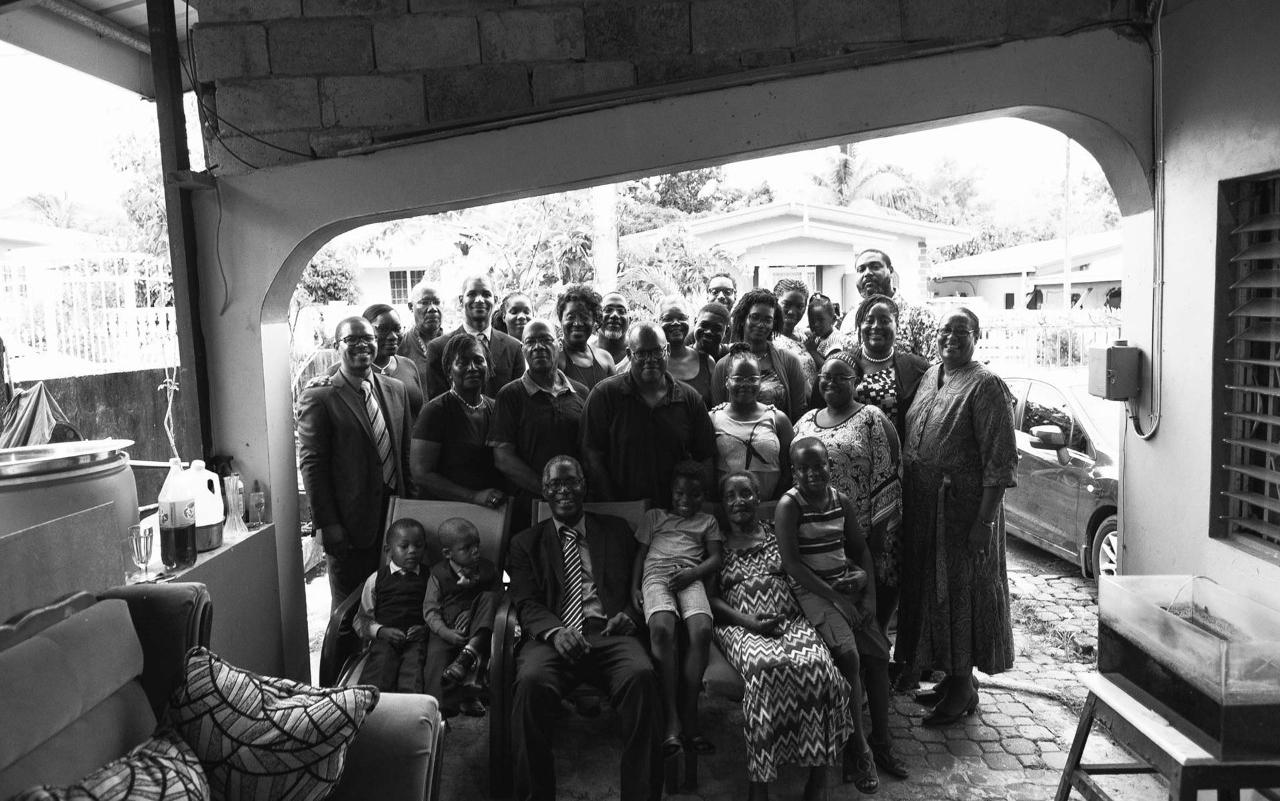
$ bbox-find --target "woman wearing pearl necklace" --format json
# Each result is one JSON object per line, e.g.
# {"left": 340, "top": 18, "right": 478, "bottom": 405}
{"left": 847, "top": 294, "right": 930, "bottom": 439}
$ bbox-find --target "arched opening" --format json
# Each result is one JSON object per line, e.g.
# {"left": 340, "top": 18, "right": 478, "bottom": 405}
{"left": 199, "top": 30, "right": 1153, "bottom": 677}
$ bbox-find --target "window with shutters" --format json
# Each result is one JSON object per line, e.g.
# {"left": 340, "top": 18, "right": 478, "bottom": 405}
{"left": 1219, "top": 171, "right": 1280, "bottom": 554}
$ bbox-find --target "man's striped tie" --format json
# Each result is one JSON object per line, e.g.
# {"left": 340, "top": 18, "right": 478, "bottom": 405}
{"left": 559, "top": 526, "right": 586, "bottom": 633}
{"left": 362, "top": 381, "right": 397, "bottom": 490}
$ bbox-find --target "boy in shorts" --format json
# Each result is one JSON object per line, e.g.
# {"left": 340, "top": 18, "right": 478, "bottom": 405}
{"left": 631, "top": 461, "right": 724, "bottom": 757}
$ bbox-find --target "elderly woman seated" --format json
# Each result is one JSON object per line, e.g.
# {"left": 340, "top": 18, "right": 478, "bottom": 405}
{"left": 708, "top": 470, "right": 854, "bottom": 801}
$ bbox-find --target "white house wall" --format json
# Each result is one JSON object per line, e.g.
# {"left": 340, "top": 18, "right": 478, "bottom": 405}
{"left": 1119, "top": 0, "right": 1280, "bottom": 604}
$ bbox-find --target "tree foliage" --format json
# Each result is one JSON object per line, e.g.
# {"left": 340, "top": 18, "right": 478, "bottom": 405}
{"left": 616, "top": 226, "right": 735, "bottom": 316}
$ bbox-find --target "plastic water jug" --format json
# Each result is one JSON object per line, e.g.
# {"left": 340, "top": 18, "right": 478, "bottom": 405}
{"left": 187, "top": 459, "right": 224, "bottom": 552}
{"left": 158, "top": 458, "right": 197, "bottom": 570}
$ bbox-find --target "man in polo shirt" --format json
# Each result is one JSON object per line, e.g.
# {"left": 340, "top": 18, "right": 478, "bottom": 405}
{"left": 490, "top": 319, "right": 589, "bottom": 515}
{"left": 581, "top": 321, "right": 716, "bottom": 507}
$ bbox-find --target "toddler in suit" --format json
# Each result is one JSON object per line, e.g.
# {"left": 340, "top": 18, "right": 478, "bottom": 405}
{"left": 353, "top": 518, "right": 429, "bottom": 692}
{"left": 423, "top": 517, "right": 499, "bottom": 717}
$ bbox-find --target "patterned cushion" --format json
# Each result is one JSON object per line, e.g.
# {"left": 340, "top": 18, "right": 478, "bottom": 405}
{"left": 9, "top": 727, "right": 208, "bottom": 801}
{"left": 167, "top": 648, "right": 378, "bottom": 801}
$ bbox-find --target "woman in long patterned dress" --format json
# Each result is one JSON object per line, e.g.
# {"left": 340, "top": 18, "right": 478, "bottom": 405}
{"left": 710, "top": 471, "right": 853, "bottom": 801}
{"left": 897, "top": 307, "right": 1018, "bottom": 726}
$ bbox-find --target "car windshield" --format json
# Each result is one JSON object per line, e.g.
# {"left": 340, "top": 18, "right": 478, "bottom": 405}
{"left": 1069, "top": 385, "right": 1121, "bottom": 452}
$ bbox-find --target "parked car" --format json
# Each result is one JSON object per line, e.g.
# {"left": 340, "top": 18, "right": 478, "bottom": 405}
{"left": 1000, "top": 369, "right": 1123, "bottom": 580}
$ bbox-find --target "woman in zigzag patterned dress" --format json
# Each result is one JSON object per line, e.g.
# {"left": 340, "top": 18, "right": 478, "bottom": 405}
{"left": 709, "top": 470, "right": 853, "bottom": 801}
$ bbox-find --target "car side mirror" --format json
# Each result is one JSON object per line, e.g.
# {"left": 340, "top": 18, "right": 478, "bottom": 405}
{"left": 1030, "top": 424, "right": 1066, "bottom": 449}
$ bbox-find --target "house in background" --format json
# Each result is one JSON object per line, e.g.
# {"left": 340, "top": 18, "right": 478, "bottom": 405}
{"left": 621, "top": 200, "right": 972, "bottom": 313}
{"left": 930, "top": 229, "right": 1122, "bottom": 312}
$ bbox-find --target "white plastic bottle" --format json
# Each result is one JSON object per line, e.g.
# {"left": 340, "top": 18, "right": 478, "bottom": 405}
{"left": 158, "top": 458, "right": 197, "bottom": 570}
{"left": 187, "top": 459, "right": 225, "bottom": 552}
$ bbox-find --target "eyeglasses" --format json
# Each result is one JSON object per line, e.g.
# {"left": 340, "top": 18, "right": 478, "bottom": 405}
{"left": 819, "top": 374, "right": 854, "bottom": 384}
{"left": 631, "top": 347, "right": 667, "bottom": 363}
{"left": 374, "top": 324, "right": 402, "bottom": 335}
{"left": 746, "top": 313, "right": 774, "bottom": 325}
{"left": 523, "top": 335, "right": 556, "bottom": 348}
{"left": 727, "top": 376, "right": 762, "bottom": 386}
{"left": 341, "top": 335, "right": 376, "bottom": 346}
{"left": 543, "top": 478, "right": 584, "bottom": 492}
{"left": 937, "top": 327, "right": 974, "bottom": 340}
{"left": 412, "top": 298, "right": 440, "bottom": 308}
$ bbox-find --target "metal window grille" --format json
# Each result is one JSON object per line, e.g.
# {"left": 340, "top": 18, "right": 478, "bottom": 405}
{"left": 1222, "top": 174, "right": 1280, "bottom": 550}
{"left": 389, "top": 270, "right": 408, "bottom": 304}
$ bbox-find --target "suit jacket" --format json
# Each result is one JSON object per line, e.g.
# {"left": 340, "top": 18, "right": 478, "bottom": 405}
{"left": 422, "top": 325, "right": 526, "bottom": 401}
{"left": 297, "top": 368, "right": 413, "bottom": 549}
{"left": 848, "top": 345, "right": 930, "bottom": 437}
{"left": 506, "top": 512, "right": 641, "bottom": 640}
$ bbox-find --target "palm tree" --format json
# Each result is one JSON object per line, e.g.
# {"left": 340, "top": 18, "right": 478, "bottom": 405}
{"left": 23, "top": 191, "right": 80, "bottom": 228}
{"left": 813, "top": 144, "right": 934, "bottom": 217}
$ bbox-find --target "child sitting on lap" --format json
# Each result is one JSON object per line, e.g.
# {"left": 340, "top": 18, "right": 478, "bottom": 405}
{"left": 631, "top": 461, "right": 724, "bottom": 757}
{"left": 423, "top": 517, "right": 499, "bottom": 718}
{"left": 354, "top": 518, "right": 430, "bottom": 692}
{"left": 775, "top": 437, "right": 893, "bottom": 795}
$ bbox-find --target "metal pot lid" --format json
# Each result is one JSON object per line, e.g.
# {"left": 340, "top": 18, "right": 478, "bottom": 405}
{"left": 0, "top": 439, "right": 135, "bottom": 478}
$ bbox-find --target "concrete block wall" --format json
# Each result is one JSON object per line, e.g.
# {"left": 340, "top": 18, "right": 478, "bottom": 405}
{"left": 192, "top": 0, "right": 1136, "bottom": 175}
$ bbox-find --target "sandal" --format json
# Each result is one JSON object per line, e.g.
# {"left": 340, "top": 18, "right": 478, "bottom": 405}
{"left": 871, "top": 742, "right": 909, "bottom": 779}
{"left": 661, "top": 734, "right": 684, "bottom": 758}
{"left": 684, "top": 734, "right": 716, "bottom": 755}
{"left": 843, "top": 744, "right": 879, "bottom": 794}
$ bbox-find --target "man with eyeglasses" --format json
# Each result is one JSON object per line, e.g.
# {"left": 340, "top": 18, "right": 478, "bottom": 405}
{"left": 505, "top": 455, "right": 661, "bottom": 801}
{"left": 581, "top": 321, "right": 716, "bottom": 507}
{"left": 298, "top": 316, "right": 413, "bottom": 611}
{"left": 397, "top": 280, "right": 444, "bottom": 392}
{"left": 489, "top": 319, "right": 590, "bottom": 529}
{"left": 838, "top": 248, "right": 939, "bottom": 361}
{"left": 422, "top": 274, "right": 526, "bottom": 400}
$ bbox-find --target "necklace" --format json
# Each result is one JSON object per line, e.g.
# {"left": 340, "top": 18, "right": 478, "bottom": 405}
{"left": 450, "top": 389, "right": 486, "bottom": 412}
{"left": 863, "top": 347, "right": 894, "bottom": 364}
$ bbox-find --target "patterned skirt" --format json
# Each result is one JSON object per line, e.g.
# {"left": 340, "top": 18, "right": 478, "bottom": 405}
{"left": 715, "top": 534, "right": 853, "bottom": 782}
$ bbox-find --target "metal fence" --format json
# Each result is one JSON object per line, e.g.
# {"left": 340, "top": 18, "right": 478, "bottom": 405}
{"left": 981, "top": 314, "right": 1122, "bottom": 369}
{"left": 2, "top": 259, "right": 178, "bottom": 378}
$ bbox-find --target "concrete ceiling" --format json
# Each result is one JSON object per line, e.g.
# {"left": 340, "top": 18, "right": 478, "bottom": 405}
{"left": 0, "top": 0, "right": 195, "bottom": 97}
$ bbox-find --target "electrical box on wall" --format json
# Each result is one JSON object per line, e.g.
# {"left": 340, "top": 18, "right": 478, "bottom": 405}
{"left": 1088, "top": 341, "right": 1142, "bottom": 401}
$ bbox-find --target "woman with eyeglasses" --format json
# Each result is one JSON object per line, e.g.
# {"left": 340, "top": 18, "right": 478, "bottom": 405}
{"left": 847, "top": 294, "right": 929, "bottom": 438}
{"left": 710, "top": 289, "right": 809, "bottom": 422}
{"left": 792, "top": 352, "right": 906, "bottom": 781}
{"left": 330, "top": 304, "right": 424, "bottom": 420}
{"left": 411, "top": 333, "right": 507, "bottom": 509}
{"left": 896, "top": 307, "right": 1017, "bottom": 727}
{"left": 711, "top": 344, "right": 794, "bottom": 500}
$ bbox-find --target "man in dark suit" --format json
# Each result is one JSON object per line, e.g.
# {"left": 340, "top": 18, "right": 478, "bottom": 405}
{"left": 298, "top": 316, "right": 412, "bottom": 611}
{"left": 506, "top": 455, "right": 661, "bottom": 801}
{"left": 422, "top": 274, "right": 525, "bottom": 400}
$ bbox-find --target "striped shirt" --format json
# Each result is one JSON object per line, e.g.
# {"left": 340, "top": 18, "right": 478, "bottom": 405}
{"left": 785, "top": 486, "right": 849, "bottom": 582}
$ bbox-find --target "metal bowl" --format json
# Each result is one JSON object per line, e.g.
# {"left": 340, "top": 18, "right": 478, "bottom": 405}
{"left": 0, "top": 439, "right": 135, "bottom": 479}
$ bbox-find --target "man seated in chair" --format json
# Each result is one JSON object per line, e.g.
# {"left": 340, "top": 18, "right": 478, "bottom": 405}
{"left": 506, "top": 455, "right": 663, "bottom": 801}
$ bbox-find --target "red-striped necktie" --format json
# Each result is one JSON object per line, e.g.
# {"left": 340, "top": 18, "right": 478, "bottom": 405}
{"left": 559, "top": 526, "right": 585, "bottom": 633}
{"left": 362, "top": 381, "right": 397, "bottom": 490}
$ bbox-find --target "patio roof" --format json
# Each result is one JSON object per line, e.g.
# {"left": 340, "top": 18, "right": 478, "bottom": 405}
{"left": 0, "top": 0, "right": 196, "bottom": 97}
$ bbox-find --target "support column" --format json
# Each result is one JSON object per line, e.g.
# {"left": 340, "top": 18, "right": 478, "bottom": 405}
{"left": 146, "top": 0, "right": 211, "bottom": 457}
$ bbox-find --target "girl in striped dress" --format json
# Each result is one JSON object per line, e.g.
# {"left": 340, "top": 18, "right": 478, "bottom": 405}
{"left": 775, "top": 436, "right": 892, "bottom": 795}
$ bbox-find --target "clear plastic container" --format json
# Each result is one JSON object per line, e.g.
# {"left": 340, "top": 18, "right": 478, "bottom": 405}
{"left": 1098, "top": 575, "right": 1280, "bottom": 758}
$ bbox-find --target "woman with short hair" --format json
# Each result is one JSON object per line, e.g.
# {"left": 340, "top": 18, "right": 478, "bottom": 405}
{"left": 410, "top": 332, "right": 506, "bottom": 508}
{"left": 491, "top": 292, "right": 533, "bottom": 343}
{"left": 709, "top": 470, "right": 854, "bottom": 801}
{"left": 847, "top": 294, "right": 929, "bottom": 438}
{"left": 556, "top": 283, "right": 616, "bottom": 390}
{"left": 657, "top": 295, "right": 717, "bottom": 407}
{"left": 710, "top": 289, "right": 809, "bottom": 421}
{"left": 897, "top": 307, "right": 1018, "bottom": 726}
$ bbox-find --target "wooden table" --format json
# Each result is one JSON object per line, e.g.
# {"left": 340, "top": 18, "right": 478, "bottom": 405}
{"left": 1057, "top": 673, "right": 1280, "bottom": 801}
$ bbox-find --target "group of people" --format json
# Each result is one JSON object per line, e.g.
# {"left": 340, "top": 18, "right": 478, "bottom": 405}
{"left": 296, "top": 247, "right": 1020, "bottom": 801}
